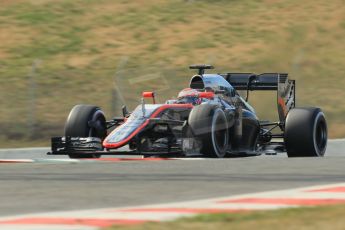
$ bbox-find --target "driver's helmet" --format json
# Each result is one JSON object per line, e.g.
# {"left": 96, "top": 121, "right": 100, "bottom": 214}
{"left": 177, "top": 88, "right": 202, "bottom": 105}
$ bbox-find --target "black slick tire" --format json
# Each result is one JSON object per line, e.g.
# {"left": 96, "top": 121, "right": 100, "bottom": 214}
{"left": 284, "top": 107, "right": 327, "bottom": 157}
{"left": 65, "top": 104, "right": 107, "bottom": 158}
{"left": 188, "top": 104, "right": 229, "bottom": 158}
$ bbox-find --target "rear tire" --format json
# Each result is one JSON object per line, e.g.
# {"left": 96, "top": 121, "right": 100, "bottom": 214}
{"left": 284, "top": 107, "right": 327, "bottom": 157}
{"left": 188, "top": 104, "right": 229, "bottom": 158}
{"left": 65, "top": 104, "right": 107, "bottom": 158}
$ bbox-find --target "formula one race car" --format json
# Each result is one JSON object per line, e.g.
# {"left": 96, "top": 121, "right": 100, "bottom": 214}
{"left": 49, "top": 65, "right": 328, "bottom": 158}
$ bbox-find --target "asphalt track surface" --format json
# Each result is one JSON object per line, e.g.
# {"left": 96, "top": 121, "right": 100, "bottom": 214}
{"left": 0, "top": 140, "right": 344, "bottom": 217}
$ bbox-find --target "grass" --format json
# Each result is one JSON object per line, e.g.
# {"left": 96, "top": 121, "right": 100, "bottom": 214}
{"left": 105, "top": 205, "right": 345, "bottom": 230}
{"left": 0, "top": 0, "right": 344, "bottom": 146}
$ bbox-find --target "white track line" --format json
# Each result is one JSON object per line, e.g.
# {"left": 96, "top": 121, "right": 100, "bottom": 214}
{"left": 0, "top": 183, "right": 344, "bottom": 230}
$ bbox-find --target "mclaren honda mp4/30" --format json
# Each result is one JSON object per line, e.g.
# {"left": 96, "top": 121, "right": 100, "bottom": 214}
{"left": 49, "top": 65, "right": 328, "bottom": 158}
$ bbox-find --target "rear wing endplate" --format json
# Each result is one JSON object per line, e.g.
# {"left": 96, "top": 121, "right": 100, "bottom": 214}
{"left": 222, "top": 73, "right": 295, "bottom": 123}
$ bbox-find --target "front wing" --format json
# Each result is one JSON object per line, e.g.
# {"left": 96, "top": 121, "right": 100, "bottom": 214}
{"left": 48, "top": 118, "right": 186, "bottom": 157}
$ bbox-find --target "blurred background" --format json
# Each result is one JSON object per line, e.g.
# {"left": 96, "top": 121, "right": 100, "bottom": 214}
{"left": 0, "top": 0, "right": 344, "bottom": 147}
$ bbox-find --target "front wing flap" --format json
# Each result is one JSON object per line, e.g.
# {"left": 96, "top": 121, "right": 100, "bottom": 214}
{"left": 50, "top": 136, "right": 103, "bottom": 155}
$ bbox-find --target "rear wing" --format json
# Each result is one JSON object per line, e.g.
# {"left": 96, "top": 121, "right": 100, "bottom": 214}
{"left": 221, "top": 73, "right": 295, "bottom": 123}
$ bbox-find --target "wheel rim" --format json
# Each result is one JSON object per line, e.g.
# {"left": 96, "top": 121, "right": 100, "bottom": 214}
{"left": 89, "top": 110, "right": 106, "bottom": 139}
{"left": 313, "top": 113, "right": 327, "bottom": 156}
{"left": 211, "top": 110, "right": 229, "bottom": 157}
{"left": 88, "top": 110, "right": 106, "bottom": 158}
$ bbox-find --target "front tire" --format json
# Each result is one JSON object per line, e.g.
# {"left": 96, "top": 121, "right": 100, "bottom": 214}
{"left": 284, "top": 107, "right": 327, "bottom": 157}
{"left": 65, "top": 104, "right": 107, "bottom": 158}
{"left": 188, "top": 104, "right": 229, "bottom": 158}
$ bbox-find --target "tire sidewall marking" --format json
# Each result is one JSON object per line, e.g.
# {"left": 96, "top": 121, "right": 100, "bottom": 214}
{"left": 313, "top": 112, "right": 327, "bottom": 156}
{"left": 211, "top": 108, "right": 228, "bottom": 158}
